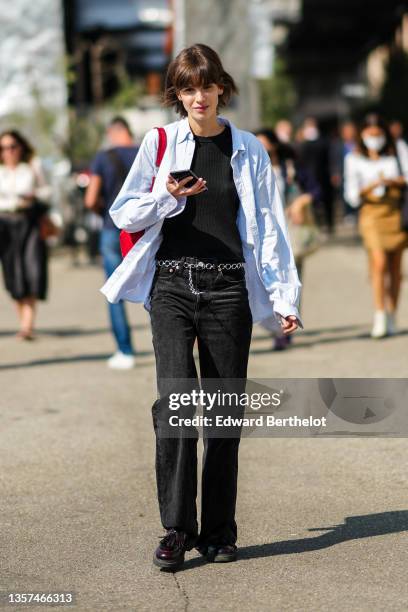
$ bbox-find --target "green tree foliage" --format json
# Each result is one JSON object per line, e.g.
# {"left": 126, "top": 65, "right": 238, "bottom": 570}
{"left": 0, "top": 87, "right": 60, "bottom": 158}
{"left": 258, "top": 58, "right": 297, "bottom": 127}
{"left": 65, "top": 111, "right": 105, "bottom": 168}
{"left": 65, "top": 64, "right": 146, "bottom": 166}
{"left": 108, "top": 70, "right": 146, "bottom": 111}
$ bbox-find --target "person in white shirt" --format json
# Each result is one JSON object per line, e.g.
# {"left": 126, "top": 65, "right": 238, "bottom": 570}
{"left": 344, "top": 116, "right": 408, "bottom": 338}
{"left": 102, "top": 43, "right": 302, "bottom": 569}
{"left": 0, "top": 130, "right": 52, "bottom": 340}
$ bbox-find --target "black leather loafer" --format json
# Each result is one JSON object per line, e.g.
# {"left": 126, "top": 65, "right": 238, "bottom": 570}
{"left": 153, "top": 529, "right": 188, "bottom": 570}
{"left": 197, "top": 543, "right": 238, "bottom": 563}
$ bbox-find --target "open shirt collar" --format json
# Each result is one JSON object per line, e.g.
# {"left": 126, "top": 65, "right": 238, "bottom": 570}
{"left": 176, "top": 115, "right": 246, "bottom": 154}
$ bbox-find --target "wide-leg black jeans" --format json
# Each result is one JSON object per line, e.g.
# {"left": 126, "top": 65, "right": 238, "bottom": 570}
{"left": 149, "top": 257, "right": 253, "bottom": 549}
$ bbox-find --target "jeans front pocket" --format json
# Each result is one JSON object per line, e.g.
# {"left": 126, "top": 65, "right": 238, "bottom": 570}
{"left": 216, "top": 267, "right": 246, "bottom": 288}
{"left": 150, "top": 266, "right": 178, "bottom": 300}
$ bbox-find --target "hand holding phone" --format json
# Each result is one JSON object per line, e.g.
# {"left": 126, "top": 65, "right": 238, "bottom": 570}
{"left": 167, "top": 170, "right": 207, "bottom": 199}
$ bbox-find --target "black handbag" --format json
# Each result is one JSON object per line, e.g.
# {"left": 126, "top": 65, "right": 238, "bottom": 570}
{"left": 0, "top": 217, "right": 11, "bottom": 257}
{"left": 395, "top": 154, "right": 408, "bottom": 231}
{"left": 401, "top": 190, "right": 408, "bottom": 231}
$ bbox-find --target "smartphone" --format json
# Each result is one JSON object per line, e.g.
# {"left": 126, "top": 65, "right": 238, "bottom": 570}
{"left": 169, "top": 169, "right": 207, "bottom": 190}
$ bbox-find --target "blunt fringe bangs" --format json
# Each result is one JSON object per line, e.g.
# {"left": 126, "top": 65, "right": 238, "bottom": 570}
{"left": 163, "top": 44, "right": 238, "bottom": 117}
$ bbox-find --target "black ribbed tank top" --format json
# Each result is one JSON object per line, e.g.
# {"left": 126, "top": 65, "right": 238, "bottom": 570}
{"left": 156, "top": 125, "right": 244, "bottom": 262}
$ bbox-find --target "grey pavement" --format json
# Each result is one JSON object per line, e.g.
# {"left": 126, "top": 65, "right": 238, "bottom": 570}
{"left": 1, "top": 238, "right": 408, "bottom": 611}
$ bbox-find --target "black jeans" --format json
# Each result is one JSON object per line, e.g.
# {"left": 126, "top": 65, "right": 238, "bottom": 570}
{"left": 149, "top": 257, "right": 253, "bottom": 549}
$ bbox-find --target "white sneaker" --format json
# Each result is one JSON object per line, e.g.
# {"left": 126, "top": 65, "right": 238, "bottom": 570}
{"left": 371, "top": 311, "right": 387, "bottom": 339}
{"left": 107, "top": 351, "right": 136, "bottom": 370}
{"left": 386, "top": 312, "right": 397, "bottom": 336}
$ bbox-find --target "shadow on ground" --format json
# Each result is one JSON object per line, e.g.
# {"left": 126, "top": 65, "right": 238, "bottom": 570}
{"left": 251, "top": 325, "right": 408, "bottom": 353}
{"left": 0, "top": 324, "right": 149, "bottom": 338}
{"left": 176, "top": 510, "right": 408, "bottom": 572}
{"left": 0, "top": 352, "right": 154, "bottom": 370}
{"left": 253, "top": 324, "right": 364, "bottom": 342}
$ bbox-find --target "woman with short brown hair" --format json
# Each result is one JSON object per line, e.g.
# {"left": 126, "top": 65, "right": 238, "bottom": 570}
{"left": 102, "top": 43, "right": 302, "bottom": 569}
{"left": 162, "top": 44, "right": 238, "bottom": 117}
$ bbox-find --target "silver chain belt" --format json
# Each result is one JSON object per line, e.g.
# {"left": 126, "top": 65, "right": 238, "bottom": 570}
{"left": 156, "top": 259, "right": 245, "bottom": 296}
{"left": 156, "top": 259, "right": 244, "bottom": 271}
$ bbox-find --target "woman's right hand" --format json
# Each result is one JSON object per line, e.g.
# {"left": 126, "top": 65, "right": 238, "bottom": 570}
{"left": 360, "top": 178, "right": 384, "bottom": 198}
{"left": 166, "top": 175, "right": 207, "bottom": 199}
{"left": 17, "top": 195, "right": 34, "bottom": 209}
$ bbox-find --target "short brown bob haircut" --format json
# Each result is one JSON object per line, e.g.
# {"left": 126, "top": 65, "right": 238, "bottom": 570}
{"left": 163, "top": 44, "right": 238, "bottom": 117}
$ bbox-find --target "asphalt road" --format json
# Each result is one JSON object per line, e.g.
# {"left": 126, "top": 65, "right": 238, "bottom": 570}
{"left": 1, "top": 240, "right": 408, "bottom": 611}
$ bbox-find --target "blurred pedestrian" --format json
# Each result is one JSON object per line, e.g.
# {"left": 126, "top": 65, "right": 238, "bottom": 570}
{"left": 389, "top": 119, "right": 408, "bottom": 176}
{"left": 275, "top": 119, "right": 293, "bottom": 145}
{"left": 344, "top": 115, "right": 408, "bottom": 338}
{"left": 255, "top": 128, "right": 320, "bottom": 349}
{"left": 254, "top": 129, "right": 286, "bottom": 195}
{"left": 389, "top": 119, "right": 405, "bottom": 142}
{"left": 102, "top": 43, "right": 302, "bottom": 569}
{"left": 297, "top": 117, "right": 334, "bottom": 233}
{"left": 0, "top": 130, "right": 52, "bottom": 340}
{"left": 330, "top": 120, "right": 357, "bottom": 223}
{"left": 85, "top": 116, "right": 138, "bottom": 369}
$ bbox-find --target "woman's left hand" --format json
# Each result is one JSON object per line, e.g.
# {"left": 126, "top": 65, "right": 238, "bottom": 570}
{"left": 280, "top": 315, "right": 299, "bottom": 335}
{"left": 382, "top": 176, "right": 406, "bottom": 188}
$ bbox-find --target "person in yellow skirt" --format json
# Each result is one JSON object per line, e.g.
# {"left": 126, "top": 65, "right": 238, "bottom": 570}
{"left": 344, "top": 115, "right": 408, "bottom": 338}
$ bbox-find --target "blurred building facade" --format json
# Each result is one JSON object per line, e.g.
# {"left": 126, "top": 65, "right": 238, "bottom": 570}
{"left": 0, "top": 0, "right": 68, "bottom": 153}
{"left": 63, "top": 0, "right": 302, "bottom": 131}
{"left": 176, "top": 0, "right": 301, "bottom": 129}
{"left": 284, "top": 0, "right": 408, "bottom": 124}
{"left": 4, "top": 0, "right": 407, "bottom": 151}
{"left": 181, "top": 0, "right": 260, "bottom": 129}
{"left": 63, "top": 0, "right": 172, "bottom": 106}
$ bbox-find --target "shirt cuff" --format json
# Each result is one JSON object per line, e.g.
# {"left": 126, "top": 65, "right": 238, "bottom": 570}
{"left": 156, "top": 190, "right": 182, "bottom": 216}
{"left": 273, "top": 299, "right": 304, "bottom": 329}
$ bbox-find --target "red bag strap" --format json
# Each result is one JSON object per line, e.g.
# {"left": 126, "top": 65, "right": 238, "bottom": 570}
{"left": 119, "top": 126, "right": 167, "bottom": 258}
{"left": 155, "top": 126, "right": 167, "bottom": 167}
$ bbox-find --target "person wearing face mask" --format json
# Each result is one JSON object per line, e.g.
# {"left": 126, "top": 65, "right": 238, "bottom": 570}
{"left": 344, "top": 116, "right": 408, "bottom": 338}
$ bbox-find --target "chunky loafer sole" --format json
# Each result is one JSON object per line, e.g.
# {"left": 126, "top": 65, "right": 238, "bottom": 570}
{"left": 153, "top": 553, "right": 185, "bottom": 570}
{"left": 196, "top": 545, "right": 237, "bottom": 563}
{"left": 213, "top": 549, "right": 237, "bottom": 563}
